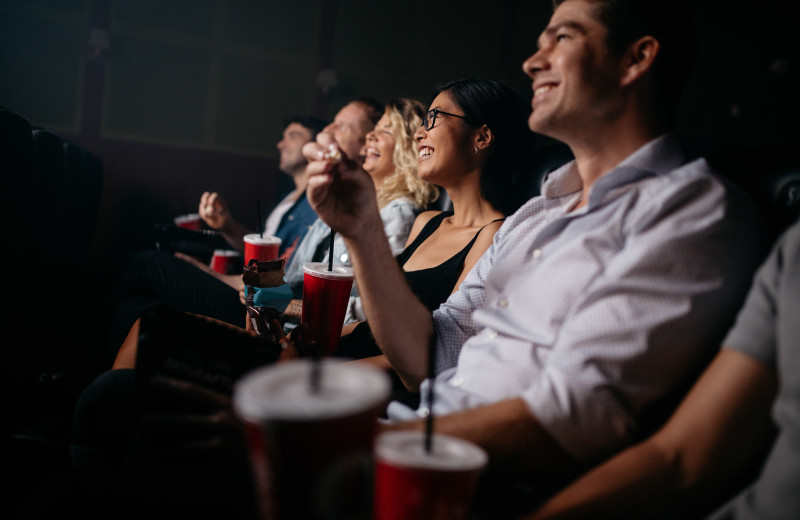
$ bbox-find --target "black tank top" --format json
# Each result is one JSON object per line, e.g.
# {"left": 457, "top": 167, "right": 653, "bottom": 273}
{"left": 337, "top": 211, "right": 505, "bottom": 360}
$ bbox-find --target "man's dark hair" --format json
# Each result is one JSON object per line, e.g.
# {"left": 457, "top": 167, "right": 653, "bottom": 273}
{"left": 350, "top": 97, "right": 384, "bottom": 127}
{"left": 283, "top": 115, "right": 328, "bottom": 139}
{"left": 553, "top": 0, "right": 697, "bottom": 115}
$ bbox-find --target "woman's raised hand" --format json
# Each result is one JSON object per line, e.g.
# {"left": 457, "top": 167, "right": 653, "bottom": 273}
{"left": 302, "top": 132, "right": 382, "bottom": 240}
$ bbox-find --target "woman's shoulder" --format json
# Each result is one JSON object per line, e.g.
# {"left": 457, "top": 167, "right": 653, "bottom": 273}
{"left": 414, "top": 210, "right": 449, "bottom": 230}
{"left": 404, "top": 210, "right": 447, "bottom": 247}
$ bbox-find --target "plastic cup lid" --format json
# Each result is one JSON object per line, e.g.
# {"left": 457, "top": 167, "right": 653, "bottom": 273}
{"left": 233, "top": 359, "right": 390, "bottom": 423}
{"left": 213, "top": 249, "right": 240, "bottom": 257}
{"left": 303, "top": 262, "right": 354, "bottom": 280}
{"left": 244, "top": 233, "right": 281, "bottom": 245}
{"left": 374, "top": 431, "right": 488, "bottom": 471}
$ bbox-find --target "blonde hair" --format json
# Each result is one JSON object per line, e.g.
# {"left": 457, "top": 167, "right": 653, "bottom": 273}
{"left": 375, "top": 98, "right": 439, "bottom": 210}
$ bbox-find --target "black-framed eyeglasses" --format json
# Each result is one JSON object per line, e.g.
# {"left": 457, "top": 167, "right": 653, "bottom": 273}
{"left": 423, "top": 109, "right": 468, "bottom": 131}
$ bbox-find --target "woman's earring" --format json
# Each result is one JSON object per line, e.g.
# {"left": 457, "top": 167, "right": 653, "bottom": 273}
{"left": 474, "top": 147, "right": 478, "bottom": 155}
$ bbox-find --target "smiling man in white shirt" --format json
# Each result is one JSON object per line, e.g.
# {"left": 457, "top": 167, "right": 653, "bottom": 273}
{"left": 302, "top": 0, "right": 769, "bottom": 489}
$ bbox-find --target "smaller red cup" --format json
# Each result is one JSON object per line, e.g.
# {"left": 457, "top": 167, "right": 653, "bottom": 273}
{"left": 211, "top": 249, "right": 241, "bottom": 274}
{"left": 301, "top": 262, "right": 354, "bottom": 356}
{"left": 373, "top": 431, "right": 488, "bottom": 520}
{"left": 244, "top": 234, "right": 281, "bottom": 265}
{"left": 174, "top": 213, "right": 202, "bottom": 230}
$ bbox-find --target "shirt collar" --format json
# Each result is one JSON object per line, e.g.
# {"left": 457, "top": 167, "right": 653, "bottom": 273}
{"left": 541, "top": 133, "right": 686, "bottom": 203}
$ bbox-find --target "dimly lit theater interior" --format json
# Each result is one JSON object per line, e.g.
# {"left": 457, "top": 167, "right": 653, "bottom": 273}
{"left": 2, "top": 1, "right": 798, "bottom": 519}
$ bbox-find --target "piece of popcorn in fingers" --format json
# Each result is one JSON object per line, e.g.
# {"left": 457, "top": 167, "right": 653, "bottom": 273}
{"left": 323, "top": 147, "right": 342, "bottom": 163}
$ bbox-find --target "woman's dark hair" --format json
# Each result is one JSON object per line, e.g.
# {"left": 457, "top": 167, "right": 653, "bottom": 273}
{"left": 432, "top": 77, "right": 542, "bottom": 216}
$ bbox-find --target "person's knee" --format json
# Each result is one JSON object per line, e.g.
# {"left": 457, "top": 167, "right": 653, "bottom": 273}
{"left": 70, "top": 369, "right": 136, "bottom": 470}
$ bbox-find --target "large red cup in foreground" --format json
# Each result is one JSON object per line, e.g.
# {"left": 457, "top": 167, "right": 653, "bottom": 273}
{"left": 244, "top": 234, "right": 281, "bottom": 265}
{"left": 373, "top": 431, "right": 488, "bottom": 520}
{"left": 233, "top": 360, "right": 391, "bottom": 520}
{"left": 301, "top": 262, "right": 354, "bottom": 356}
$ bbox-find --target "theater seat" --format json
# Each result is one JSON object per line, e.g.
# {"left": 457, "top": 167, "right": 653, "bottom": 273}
{"left": 709, "top": 143, "right": 800, "bottom": 240}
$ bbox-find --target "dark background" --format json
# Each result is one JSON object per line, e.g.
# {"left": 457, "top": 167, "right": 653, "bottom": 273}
{"left": 1, "top": 0, "right": 798, "bottom": 273}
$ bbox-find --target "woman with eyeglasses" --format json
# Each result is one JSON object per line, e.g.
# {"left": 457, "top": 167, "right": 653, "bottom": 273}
{"left": 335, "top": 78, "right": 543, "bottom": 399}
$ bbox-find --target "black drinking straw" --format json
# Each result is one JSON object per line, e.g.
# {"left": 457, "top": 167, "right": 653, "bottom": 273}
{"left": 424, "top": 338, "right": 436, "bottom": 453}
{"left": 256, "top": 200, "right": 263, "bottom": 238}
{"left": 327, "top": 231, "right": 334, "bottom": 271}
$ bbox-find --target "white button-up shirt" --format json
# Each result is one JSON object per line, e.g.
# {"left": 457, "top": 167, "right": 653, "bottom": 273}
{"left": 385, "top": 134, "right": 769, "bottom": 464}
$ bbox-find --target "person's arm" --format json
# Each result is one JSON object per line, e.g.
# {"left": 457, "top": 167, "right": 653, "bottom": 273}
{"left": 381, "top": 398, "right": 582, "bottom": 480}
{"left": 199, "top": 191, "right": 253, "bottom": 254}
{"left": 525, "top": 348, "right": 778, "bottom": 520}
{"left": 304, "top": 134, "right": 435, "bottom": 390}
{"left": 173, "top": 251, "right": 243, "bottom": 291}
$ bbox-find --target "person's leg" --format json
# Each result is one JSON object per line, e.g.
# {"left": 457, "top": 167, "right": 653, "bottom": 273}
{"left": 70, "top": 369, "right": 136, "bottom": 471}
{"left": 103, "top": 251, "right": 245, "bottom": 361}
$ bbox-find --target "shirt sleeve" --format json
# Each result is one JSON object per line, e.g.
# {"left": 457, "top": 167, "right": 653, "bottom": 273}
{"left": 380, "top": 199, "right": 419, "bottom": 255}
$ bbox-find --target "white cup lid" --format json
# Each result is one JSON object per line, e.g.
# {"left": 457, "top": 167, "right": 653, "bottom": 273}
{"left": 303, "top": 262, "right": 354, "bottom": 280}
{"left": 375, "top": 431, "right": 488, "bottom": 471}
{"left": 213, "top": 249, "right": 240, "bottom": 257}
{"left": 244, "top": 233, "right": 281, "bottom": 245}
{"left": 233, "top": 359, "right": 390, "bottom": 423}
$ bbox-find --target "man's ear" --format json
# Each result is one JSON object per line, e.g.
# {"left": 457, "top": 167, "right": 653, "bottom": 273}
{"left": 474, "top": 124, "right": 494, "bottom": 152}
{"left": 620, "top": 35, "right": 660, "bottom": 87}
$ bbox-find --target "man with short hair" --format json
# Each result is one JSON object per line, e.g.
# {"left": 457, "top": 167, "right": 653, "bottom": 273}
{"left": 102, "top": 115, "right": 326, "bottom": 357}
{"left": 303, "top": 0, "right": 768, "bottom": 490}
{"left": 199, "top": 115, "right": 327, "bottom": 260}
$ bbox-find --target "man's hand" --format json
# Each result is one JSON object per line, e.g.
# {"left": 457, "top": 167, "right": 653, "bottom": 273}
{"left": 302, "top": 132, "right": 382, "bottom": 240}
{"left": 199, "top": 191, "right": 231, "bottom": 231}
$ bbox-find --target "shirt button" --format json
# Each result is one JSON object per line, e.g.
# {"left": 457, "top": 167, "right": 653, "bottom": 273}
{"left": 532, "top": 248, "right": 542, "bottom": 259}
{"left": 498, "top": 298, "right": 509, "bottom": 308}
{"left": 450, "top": 376, "right": 464, "bottom": 387}
{"left": 487, "top": 329, "right": 498, "bottom": 339}
{"left": 417, "top": 406, "right": 430, "bottom": 418}
{"left": 288, "top": 215, "right": 295, "bottom": 221}
{"left": 339, "top": 253, "right": 349, "bottom": 263}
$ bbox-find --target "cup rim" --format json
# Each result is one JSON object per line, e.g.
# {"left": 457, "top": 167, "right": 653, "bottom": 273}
{"left": 244, "top": 233, "right": 281, "bottom": 245}
{"left": 213, "top": 249, "right": 241, "bottom": 257}
{"left": 233, "top": 359, "right": 390, "bottom": 423}
{"left": 174, "top": 213, "right": 201, "bottom": 223}
{"left": 374, "top": 431, "right": 488, "bottom": 471}
{"left": 303, "top": 262, "right": 354, "bottom": 280}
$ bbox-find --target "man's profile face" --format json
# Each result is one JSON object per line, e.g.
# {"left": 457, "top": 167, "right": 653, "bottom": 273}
{"left": 323, "top": 102, "right": 373, "bottom": 166}
{"left": 522, "top": 0, "right": 622, "bottom": 141}
{"left": 277, "top": 122, "right": 313, "bottom": 174}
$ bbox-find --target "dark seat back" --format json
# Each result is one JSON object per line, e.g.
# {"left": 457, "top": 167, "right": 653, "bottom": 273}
{"left": 709, "top": 144, "right": 800, "bottom": 241}
{"left": 61, "top": 142, "right": 104, "bottom": 264}
{"left": 0, "top": 107, "right": 36, "bottom": 263}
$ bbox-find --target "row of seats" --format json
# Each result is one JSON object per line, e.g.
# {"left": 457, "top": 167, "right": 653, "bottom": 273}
{"left": 1, "top": 106, "right": 104, "bottom": 272}
{"left": 1, "top": 107, "right": 105, "bottom": 442}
